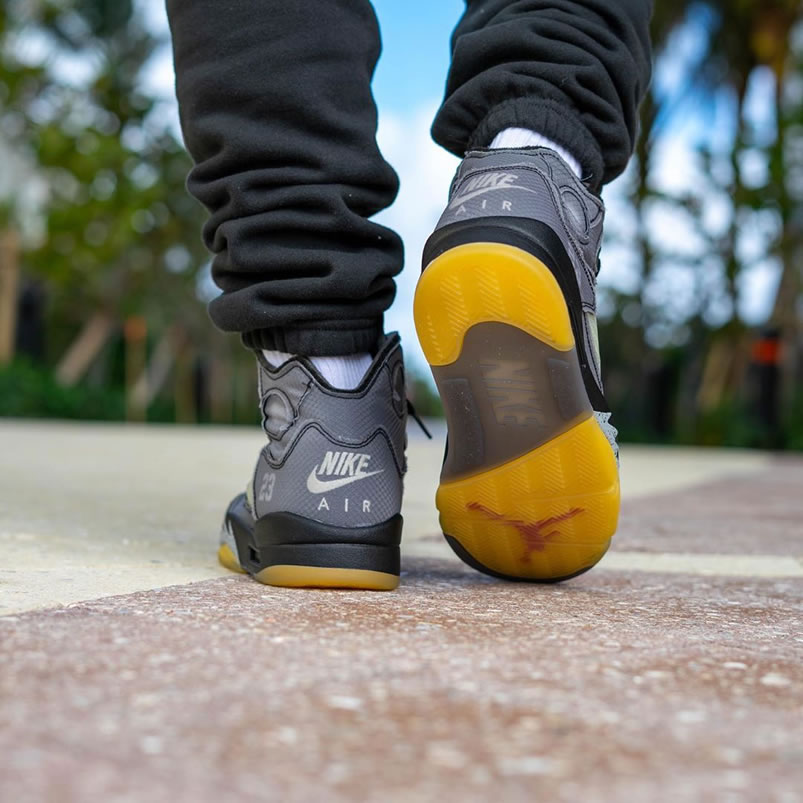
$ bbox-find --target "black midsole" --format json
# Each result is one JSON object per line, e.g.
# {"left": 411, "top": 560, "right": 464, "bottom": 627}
{"left": 422, "top": 217, "right": 609, "bottom": 413}
{"left": 226, "top": 497, "right": 402, "bottom": 576}
{"left": 253, "top": 543, "right": 399, "bottom": 575}
{"left": 255, "top": 511, "right": 402, "bottom": 548}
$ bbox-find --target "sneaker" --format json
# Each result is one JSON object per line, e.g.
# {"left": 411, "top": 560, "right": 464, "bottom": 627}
{"left": 414, "top": 147, "right": 619, "bottom": 582}
{"left": 217, "top": 334, "right": 407, "bottom": 590}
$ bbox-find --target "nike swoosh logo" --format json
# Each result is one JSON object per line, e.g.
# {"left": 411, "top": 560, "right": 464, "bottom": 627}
{"left": 448, "top": 183, "right": 539, "bottom": 209}
{"left": 306, "top": 469, "right": 384, "bottom": 494}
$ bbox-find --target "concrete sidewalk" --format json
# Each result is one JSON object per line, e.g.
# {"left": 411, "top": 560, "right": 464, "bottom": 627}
{"left": 1, "top": 420, "right": 801, "bottom": 802}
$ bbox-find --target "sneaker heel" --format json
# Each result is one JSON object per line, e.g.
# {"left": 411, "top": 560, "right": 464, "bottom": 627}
{"left": 228, "top": 504, "right": 402, "bottom": 590}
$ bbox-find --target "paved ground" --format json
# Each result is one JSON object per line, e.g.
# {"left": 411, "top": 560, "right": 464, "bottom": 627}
{"left": 1, "top": 419, "right": 801, "bottom": 802}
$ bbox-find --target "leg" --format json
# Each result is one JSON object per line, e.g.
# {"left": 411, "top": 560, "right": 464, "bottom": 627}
{"left": 416, "top": 1, "right": 653, "bottom": 581}
{"left": 432, "top": 0, "right": 653, "bottom": 189}
{"left": 168, "top": 1, "right": 408, "bottom": 590}
{"left": 166, "top": 0, "right": 403, "bottom": 355}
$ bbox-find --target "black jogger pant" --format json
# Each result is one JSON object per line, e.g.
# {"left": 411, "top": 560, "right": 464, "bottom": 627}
{"left": 167, "top": 1, "right": 653, "bottom": 355}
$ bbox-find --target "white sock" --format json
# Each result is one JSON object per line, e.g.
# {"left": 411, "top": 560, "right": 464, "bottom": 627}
{"left": 263, "top": 350, "right": 372, "bottom": 391}
{"left": 490, "top": 127, "right": 583, "bottom": 179}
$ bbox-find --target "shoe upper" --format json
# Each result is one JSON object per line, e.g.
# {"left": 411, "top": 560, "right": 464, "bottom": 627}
{"left": 437, "top": 148, "right": 603, "bottom": 311}
{"left": 430, "top": 147, "right": 618, "bottom": 461}
{"left": 247, "top": 333, "right": 407, "bottom": 528}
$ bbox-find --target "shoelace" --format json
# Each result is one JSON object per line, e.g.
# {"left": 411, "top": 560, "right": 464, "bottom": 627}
{"left": 407, "top": 399, "right": 432, "bottom": 439}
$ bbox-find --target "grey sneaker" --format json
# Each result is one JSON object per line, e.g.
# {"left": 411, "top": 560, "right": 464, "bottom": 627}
{"left": 218, "top": 334, "right": 407, "bottom": 590}
{"left": 414, "top": 147, "right": 620, "bottom": 583}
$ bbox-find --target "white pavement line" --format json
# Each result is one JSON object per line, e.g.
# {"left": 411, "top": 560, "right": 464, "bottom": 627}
{"left": 618, "top": 447, "right": 771, "bottom": 500}
{"left": 599, "top": 551, "right": 803, "bottom": 578}
{"left": 0, "top": 566, "right": 229, "bottom": 617}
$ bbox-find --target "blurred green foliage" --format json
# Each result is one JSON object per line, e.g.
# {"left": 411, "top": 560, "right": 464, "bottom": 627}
{"left": 596, "top": 0, "right": 803, "bottom": 449}
{"left": 0, "top": 358, "right": 125, "bottom": 419}
{"left": 0, "top": 0, "right": 801, "bottom": 447}
{"left": 407, "top": 369, "right": 444, "bottom": 419}
{"left": 0, "top": 356, "right": 265, "bottom": 425}
{"left": 1, "top": 0, "right": 210, "bottom": 347}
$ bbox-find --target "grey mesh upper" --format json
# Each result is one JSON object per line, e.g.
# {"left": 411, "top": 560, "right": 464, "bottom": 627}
{"left": 436, "top": 147, "right": 607, "bottom": 404}
{"left": 247, "top": 333, "right": 407, "bottom": 528}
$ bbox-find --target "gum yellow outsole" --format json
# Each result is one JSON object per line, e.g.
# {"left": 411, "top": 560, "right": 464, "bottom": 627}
{"left": 437, "top": 417, "right": 619, "bottom": 580}
{"left": 414, "top": 242, "right": 575, "bottom": 366}
{"left": 218, "top": 544, "right": 398, "bottom": 589}
{"left": 415, "top": 241, "right": 620, "bottom": 581}
{"left": 255, "top": 565, "right": 400, "bottom": 591}
{"left": 217, "top": 543, "right": 246, "bottom": 573}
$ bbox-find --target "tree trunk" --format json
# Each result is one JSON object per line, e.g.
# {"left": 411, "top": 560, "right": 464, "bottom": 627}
{"left": 130, "top": 325, "right": 187, "bottom": 409}
{"left": 174, "top": 342, "right": 197, "bottom": 424}
{"left": 768, "top": 58, "right": 800, "bottom": 420}
{"left": 55, "top": 311, "right": 116, "bottom": 386}
{"left": 696, "top": 75, "right": 750, "bottom": 414}
{"left": 0, "top": 229, "right": 20, "bottom": 366}
{"left": 124, "top": 316, "right": 148, "bottom": 422}
{"left": 209, "top": 352, "right": 233, "bottom": 424}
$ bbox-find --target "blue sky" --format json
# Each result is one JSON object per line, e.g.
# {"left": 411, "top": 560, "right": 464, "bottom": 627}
{"left": 370, "top": 1, "right": 464, "bottom": 113}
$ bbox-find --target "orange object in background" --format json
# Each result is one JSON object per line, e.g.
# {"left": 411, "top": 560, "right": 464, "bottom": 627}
{"left": 751, "top": 334, "right": 781, "bottom": 366}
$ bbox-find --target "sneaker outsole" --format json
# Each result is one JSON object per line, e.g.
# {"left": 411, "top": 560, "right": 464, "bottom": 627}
{"left": 255, "top": 565, "right": 399, "bottom": 590}
{"left": 217, "top": 543, "right": 246, "bottom": 574}
{"left": 217, "top": 545, "right": 398, "bottom": 590}
{"left": 414, "top": 242, "right": 619, "bottom": 582}
{"left": 218, "top": 495, "right": 402, "bottom": 591}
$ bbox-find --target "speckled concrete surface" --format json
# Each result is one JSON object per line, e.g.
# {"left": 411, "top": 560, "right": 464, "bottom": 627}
{"left": 1, "top": 566, "right": 801, "bottom": 803}
{"left": 616, "top": 461, "right": 803, "bottom": 556}
{"left": 1, "top": 421, "right": 802, "bottom": 802}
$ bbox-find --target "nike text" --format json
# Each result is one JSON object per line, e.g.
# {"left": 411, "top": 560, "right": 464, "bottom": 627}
{"left": 306, "top": 450, "right": 384, "bottom": 495}
{"left": 449, "top": 172, "right": 518, "bottom": 208}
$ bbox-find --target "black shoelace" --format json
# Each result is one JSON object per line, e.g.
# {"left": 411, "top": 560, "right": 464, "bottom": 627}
{"left": 406, "top": 399, "right": 432, "bottom": 439}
